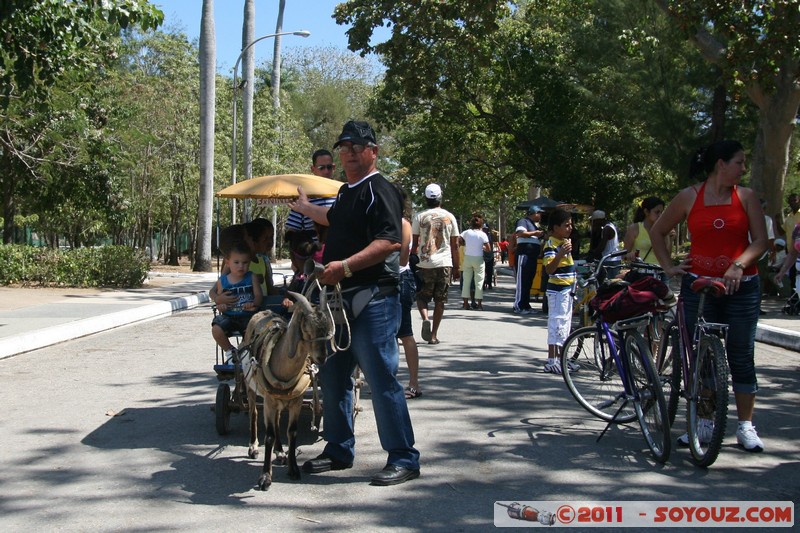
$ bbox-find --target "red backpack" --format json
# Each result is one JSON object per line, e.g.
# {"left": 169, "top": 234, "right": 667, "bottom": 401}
{"left": 590, "top": 276, "right": 674, "bottom": 323}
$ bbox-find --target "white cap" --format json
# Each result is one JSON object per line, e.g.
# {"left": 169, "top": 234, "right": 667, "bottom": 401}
{"left": 590, "top": 210, "right": 606, "bottom": 220}
{"left": 425, "top": 183, "right": 442, "bottom": 200}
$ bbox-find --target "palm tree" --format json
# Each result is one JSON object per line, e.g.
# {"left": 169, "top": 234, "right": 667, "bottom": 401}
{"left": 196, "top": 0, "right": 216, "bottom": 272}
{"left": 271, "top": 0, "right": 286, "bottom": 110}
{"left": 242, "top": 0, "right": 255, "bottom": 221}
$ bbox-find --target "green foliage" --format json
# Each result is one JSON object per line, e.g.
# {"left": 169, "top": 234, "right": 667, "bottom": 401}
{"left": 0, "top": 245, "right": 149, "bottom": 287}
{"left": 0, "top": 0, "right": 163, "bottom": 107}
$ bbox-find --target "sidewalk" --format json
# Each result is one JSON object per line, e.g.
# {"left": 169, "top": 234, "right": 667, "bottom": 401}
{"left": 0, "top": 265, "right": 797, "bottom": 360}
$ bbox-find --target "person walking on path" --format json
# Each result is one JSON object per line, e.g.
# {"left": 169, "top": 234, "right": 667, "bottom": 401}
{"left": 289, "top": 120, "right": 420, "bottom": 486}
{"left": 513, "top": 205, "right": 545, "bottom": 314}
{"left": 398, "top": 189, "right": 422, "bottom": 399}
{"left": 650, "top": 140, "right": 768, "bottom": 453}
{"left": 459, "top": 213, "right": 490, "bottom": 310}
{"left": 412, "top": 183, "right": 460, "bottom": 344}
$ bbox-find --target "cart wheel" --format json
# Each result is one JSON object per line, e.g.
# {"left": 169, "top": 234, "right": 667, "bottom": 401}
{"left": 216, "top": 383, "right": 232, "bottom": 435}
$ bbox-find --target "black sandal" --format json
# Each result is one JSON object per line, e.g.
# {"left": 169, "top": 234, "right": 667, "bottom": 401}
{"left": 405, "top": 387, "right": 422, "bottom": 399}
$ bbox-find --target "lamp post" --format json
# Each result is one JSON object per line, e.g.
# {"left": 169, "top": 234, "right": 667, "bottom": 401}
{"left": 230, "top": 30, "right": 310, "bottom": 224}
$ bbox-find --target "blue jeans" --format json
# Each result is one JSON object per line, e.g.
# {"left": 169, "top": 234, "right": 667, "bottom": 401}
{"left": 680, "top": 275, "right": 760, "bottom": 393}
{"left": 320, "top": 292, "right": 420, "bottom": 468}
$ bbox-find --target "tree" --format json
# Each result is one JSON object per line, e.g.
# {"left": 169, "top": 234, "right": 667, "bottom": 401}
{"left": 282, "top": 46, "right": 380, "bottom": 149}
{"left": 335, "top": 1, "right": 689, "bottom": 214}
{"left": 271, "top": 0, "right": 287, "bottom": 110}
{"left": 242, "top": 0, "right": 256, "bottom": 222}
{"left": 655, "top": 0, "right": 800, "bottom": 218}
{"left": 196, "top": 0, "right": 215, "bottom": 271}
{"left": 0, "top": 0, "right": 163, "bottom": 244}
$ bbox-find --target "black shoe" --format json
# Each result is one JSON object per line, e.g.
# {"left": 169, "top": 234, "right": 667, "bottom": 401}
{"left": 370, "top": 464, "right": 420, "bottom": 486}
{"left": 301, "top": 453, "right": 353, "bottom": 473}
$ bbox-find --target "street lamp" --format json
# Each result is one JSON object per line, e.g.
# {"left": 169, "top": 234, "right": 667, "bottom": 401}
{"left": 230, "top": 30, "right": 311, "bottom": 224}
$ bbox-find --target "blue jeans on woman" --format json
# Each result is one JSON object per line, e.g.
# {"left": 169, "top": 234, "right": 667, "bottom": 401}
{"left": 680, "top": 275, "right": 760, "bottom": 394}
{"left": 319, "top": 292, "right": 420, "bottom": 468}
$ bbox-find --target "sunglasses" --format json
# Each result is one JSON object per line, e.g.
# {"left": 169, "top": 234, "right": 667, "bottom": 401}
{"left": 336, "top": 144, "right": 372, "bottom": 154}
{"left": 315, "top": 164, "right": 334, "bottom": 171}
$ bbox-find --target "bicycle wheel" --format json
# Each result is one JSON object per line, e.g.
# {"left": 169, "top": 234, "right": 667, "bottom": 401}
{"left": 687, "top": 334, "right": 729, "bottom": 468}
{"left": 626, "top": 331, "right": 671, "bottom": 463}
{"left": 656, "top": 320, "right": 681, "bottom": 425}
{"left": 561, "top": 326, "right": 636, "bottom": 423}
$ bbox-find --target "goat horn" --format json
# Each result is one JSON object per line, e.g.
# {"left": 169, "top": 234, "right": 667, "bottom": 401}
{"left": 287, "top": 290, "right": 314, "bottom": 316}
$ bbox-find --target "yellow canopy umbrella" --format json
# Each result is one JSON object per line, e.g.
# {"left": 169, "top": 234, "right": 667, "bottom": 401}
{"left": 215, "top": 173, "right": 341, "bottom": 203}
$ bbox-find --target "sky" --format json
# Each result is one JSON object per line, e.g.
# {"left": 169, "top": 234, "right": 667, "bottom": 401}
{"left": 153, "top": 0, "right": 389, "bottom": 73}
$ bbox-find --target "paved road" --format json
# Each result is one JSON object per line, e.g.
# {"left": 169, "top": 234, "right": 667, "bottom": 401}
{"left": 0, "top": 274, "right": 797, "bottom": 531}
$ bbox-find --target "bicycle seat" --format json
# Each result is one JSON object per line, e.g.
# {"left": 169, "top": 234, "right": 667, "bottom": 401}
{"left": 690, "top": 277, "right": 726, "bottom": 297}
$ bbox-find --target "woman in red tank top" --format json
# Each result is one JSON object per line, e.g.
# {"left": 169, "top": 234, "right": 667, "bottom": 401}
{"left": 650, "top": 140, "right": 769, "bottom": 454}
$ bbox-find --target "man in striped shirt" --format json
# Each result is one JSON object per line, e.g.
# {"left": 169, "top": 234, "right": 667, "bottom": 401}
{"left": 285, "top": 149, "right": 338, "bottom": 235}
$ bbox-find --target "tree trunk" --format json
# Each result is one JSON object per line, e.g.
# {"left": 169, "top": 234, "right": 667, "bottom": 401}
{"left": 271, "top": 0, "right": 286, "bottom": 110}
{"left": 196, "top": 0, "right": 216, "bottom": 272}
{"left": 242, "top": 0, "right": 255, "bottom": 222}
{"left": 748, "top": 84, "right": 800, "bottom": 221}
{"left": 1, "top": 149, "right": 16, "bottom": 244}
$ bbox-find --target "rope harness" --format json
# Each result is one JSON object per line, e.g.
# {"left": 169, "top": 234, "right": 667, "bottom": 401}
{"left": 239, "top": 267, "right": 351, "bottom": 402}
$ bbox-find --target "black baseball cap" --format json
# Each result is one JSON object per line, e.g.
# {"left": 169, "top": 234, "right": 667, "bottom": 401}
{"left": 333, "top": 120, "right": 377, "bottom": 148}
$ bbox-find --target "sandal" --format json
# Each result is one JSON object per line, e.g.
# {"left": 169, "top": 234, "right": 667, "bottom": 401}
{"left": 462, "top": 303, "right": 471, "bottom": 310}
{"left": 405, "top": 387, "right": 422, "bottom": 399}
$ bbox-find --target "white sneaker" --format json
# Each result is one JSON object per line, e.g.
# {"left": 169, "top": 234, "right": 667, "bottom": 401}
{"left": 521, "top": 309, "right": 535, "bottom": 315}
{"left": 544, "top": 361, "right": 563, "bottom": 374}
{"left": 565, "top": 360, "right": 580, "bottom": 373}
{"left": 677, "top": 418, "right": 714, "bottom": 446}
{"left": 736, "top": 425, "right": 764, "bottom": 452}
{"left": 223, "top": 348, "right": 237, "bottom": 364}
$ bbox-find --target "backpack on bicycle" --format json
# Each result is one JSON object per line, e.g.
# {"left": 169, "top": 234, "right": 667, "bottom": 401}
{"left": 590, "top": 276, "right": 675, "bottom": 323}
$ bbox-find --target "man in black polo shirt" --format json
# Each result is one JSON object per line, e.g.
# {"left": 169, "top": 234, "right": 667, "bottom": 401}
{"left": 288, "top": 121, "right": 420, "bottom": 486}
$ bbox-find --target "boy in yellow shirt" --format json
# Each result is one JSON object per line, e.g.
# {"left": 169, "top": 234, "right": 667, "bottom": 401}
{"left": 542, "top": 209, "right": 577, "bottom": 374}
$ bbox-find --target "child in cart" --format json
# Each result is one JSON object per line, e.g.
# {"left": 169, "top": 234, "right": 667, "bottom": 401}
{"left": 210, "top": 218, "right": 280, "bottom": 309}
{"left": 211, "top": 241, "right": 263, "bottom": 363}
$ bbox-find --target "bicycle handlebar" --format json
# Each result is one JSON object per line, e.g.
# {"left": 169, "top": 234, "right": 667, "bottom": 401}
{"left": 628, "top": 260, "right": 664, "bottom": 272}
{"left": 581, "top": 250, "right": 627, "bottom": 285}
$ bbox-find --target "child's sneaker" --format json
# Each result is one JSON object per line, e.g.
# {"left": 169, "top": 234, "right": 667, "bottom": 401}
{"left": 223, "top": 347, "right": 237, "bottom": 364}
{"left": 736, "top": 425, "right": 764, "bottom": 452}
{"left": 677, "top": 418, "right": 714, "bottom": 446}
{"left": 544, "top": 361, "right": 563, "bottom": 374}
{"left": 565, "top": 360, "right": 580, "bottom": 373}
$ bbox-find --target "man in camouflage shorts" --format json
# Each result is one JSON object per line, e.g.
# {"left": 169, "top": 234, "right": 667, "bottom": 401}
{"left": 412, "top": 183, "right": 460, "bottom": 344}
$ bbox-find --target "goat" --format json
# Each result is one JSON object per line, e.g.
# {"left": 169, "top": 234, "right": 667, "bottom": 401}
{"left": 241, "top": 284, "right": 332, "bottom": 491}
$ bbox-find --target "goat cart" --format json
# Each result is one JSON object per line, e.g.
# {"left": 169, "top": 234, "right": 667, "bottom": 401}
{"left": 211, "top": 174, "right": 363, "bottom": 437}
{"left": 211, "top": 279, "right": 365, "bottom": 438}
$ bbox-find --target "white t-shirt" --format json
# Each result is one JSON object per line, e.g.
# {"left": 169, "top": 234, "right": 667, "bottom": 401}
{"left": 461, "top": 228, "right": 489, "bottom": 257}
{"left": 412, "top": 207, "right": 459, "bottom": 268}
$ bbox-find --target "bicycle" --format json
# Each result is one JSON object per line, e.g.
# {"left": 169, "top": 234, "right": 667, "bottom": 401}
{"left": 561, "top": 250, "right": 671, "bottom": 463}
{"left": 625, "top": 260, "right": 676, "bottom": 361}
{"left": 656, "top": 276, "right": 729, "bottom": 467}
{"left": 572, "top": 260, "right": 599, "bottom": 328}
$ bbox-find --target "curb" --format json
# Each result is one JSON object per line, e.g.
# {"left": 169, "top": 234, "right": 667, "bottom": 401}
{"left": 0, "top": 292, "right": 209, "bottom": 361}
{"left": 756, "top": 324, "right": 800, "bottom": 352}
